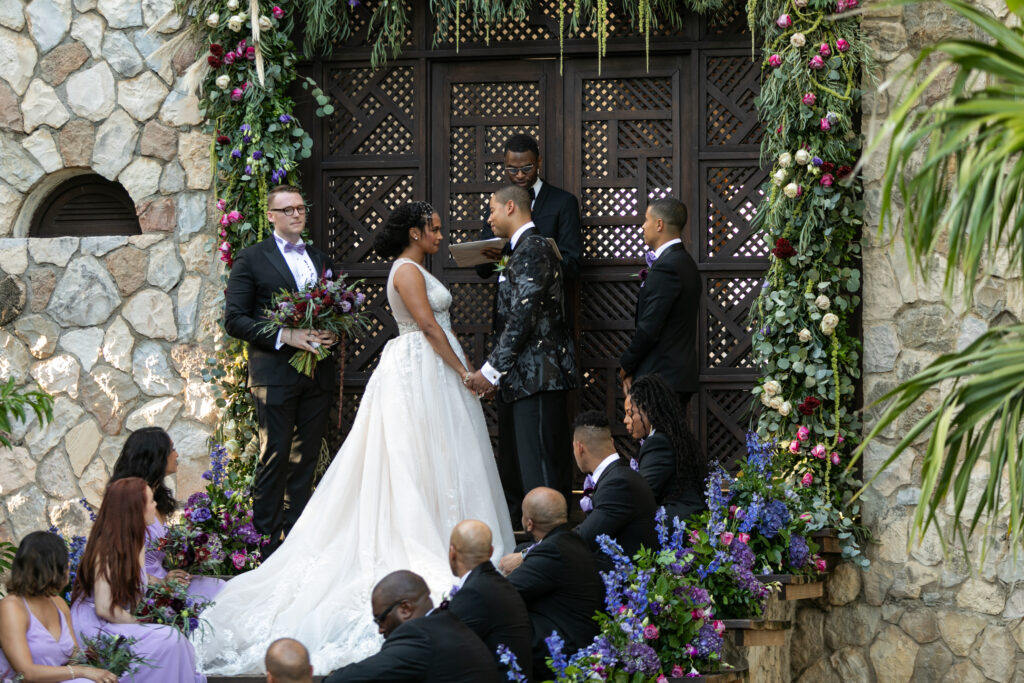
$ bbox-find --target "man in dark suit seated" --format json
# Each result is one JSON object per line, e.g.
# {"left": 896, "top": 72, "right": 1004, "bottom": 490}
{"left": 572, "top": 410, "right": 658, "bottom": 566}
{"left": 619, "top": 197, "right": 701, "bottom": 414}
{"left": 324, "top": 570, "right": 499, "bottom": 683}
{"left": 446, "top": 520, "right": 533, "bottom": 680}
{"left": 497, "top": 487, "right": 603, "bottom": 680}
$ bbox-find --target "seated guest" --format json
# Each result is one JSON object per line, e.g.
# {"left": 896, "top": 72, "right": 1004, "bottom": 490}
{"left": 71, "top": 477, "right": 207, "bottom": 683}
{"left": 625, "top": 375, "right": 707, "bottom": 523}
{"left": 446, "top": 520, "right": 532, "bottom": 680}
{"left": 266, "top": 638, "right": 313, "bottom": 683}
{"left": 0, "top": 531, "right": 117, "bottom": 683}
{"left": 324, "top": 570, "right": 499, "bottom": 683}
{"left": 109, "top": 426, "right": 224, "bottom": 600}
{"left": 498, "top": 488, "right": 603, "bottom": 680}
{"left": 572, "top": 410, "right": 657, "bottom": 564}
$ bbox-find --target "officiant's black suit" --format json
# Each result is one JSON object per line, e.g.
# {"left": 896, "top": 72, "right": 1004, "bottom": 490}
{"left": 507, "top": 524, "right": 603, "bottom": 678}
{"left": 487, "top": 227, "right": 578, "bottom": 511}
{"left": 447, "top": 561, "right": 533, "bottom": 679}
{"left": 637, "top": 431, "right": 705, "bottom": 523}
{"left": 323, "top": 610, "right": 500, "bottom": 683}
{"left": 575, "top": 458, "right": 658, "bottom": 567}
{"left": 620, "top": 242, "right": 701, "bottom": 409}
{"left": 223, "top": 236, "right": 336, "bottom": 551}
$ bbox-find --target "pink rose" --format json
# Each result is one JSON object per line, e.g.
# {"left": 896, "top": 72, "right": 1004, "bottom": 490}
{"left": 720, "top": 531, "right": 734, "bottom": 546}
{"left": 820, "top": 117, "right": 831, "bottom": 131}
{"left": 230, "top": 88, "right": 245, "bottom": 102}
{"left": 657, "top": 677, "right": 667, "bottom": 683}
{"left": 831, "top": 452, "right": 841, "bottom": 465}
{"left": 802, "top": 92, "right": 816, "bottom": 106}
{"left": 809, "top": 55, "right": 825, "bottom": 70}
{"left": 819, "top": 43, "right": 831, "bottom": 57}
{"left": 219, "top": 214, "right": 230, "bottom": 226}
{"left": 776, "top": 13, "right": 792, "bottom": 28}
{"left": 815, "top": 557, "right": 828, "bottom": 572}
{"left": 811, "top": 444, "right": 827, "bottom": 459}
{"left": 271, "top": 5, "right": 284, "bottom": 18}
{"left": 801, "top": 472, "right": 814, "bottom": 486}
{"left": 216, "top": 198, "right": 227, "bottom": 211}
{"left": 644, "top": 624, "right": 660, "bottom": 640}
{"left": 224, "top": 52, "right": 236, "bottom": 64}
{"left": 227, "top": 210, "right": 243, "bottom": 223}
{"left": 789, "top": 439, "right": 801, "bottom": 454}
{"left": 713, "top": 620, "right": 726, "bottom": 634}
{"left": 728, "top": 505, "right": 738, "bottom": 518}
{"left": 820, "top": 173, "right": 834, "bottom": 187}
{"left": 837, "top": 434, "right": 845, "bottom": 443}
{"left": 737, "top": 532, "right": 751, "bottom": 544}
{"left": 690, "top": 530, "right": 700, "bottom": 543}
{"left": 799, "top": 512, "right": 812, "bottom": 521}
{"left": 672, "top": 665, "right": 685, "bottom": 677}
{"left": 686, "top": 644, "right": 698, "bottom": 657}
{"left": 618, "top": 605, "right": 627, "bottom": 614}
{"left": 768, "top": 54, "right": 783, "bottom": 68}
{"left": 246, "top": 46, "right": 256, "bottom": 60}
{"left": 796, "top": 185, "right": 803, "bottom": 196}
{"left": 796, "top": 426, "right": 810, "bottom": 442}
{"left": 836, "top": 39, "right": 850, "bottom": 52}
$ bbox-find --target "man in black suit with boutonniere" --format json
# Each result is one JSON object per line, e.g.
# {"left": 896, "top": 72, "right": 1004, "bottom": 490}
{"left": 465, "top": 185, "right": 578, "bottom": 518}
{"left": 619, "top": 197, "right": 701, "bottom": 413}
{"left": 224, "top": 184, "right": 337, "bottom": 556}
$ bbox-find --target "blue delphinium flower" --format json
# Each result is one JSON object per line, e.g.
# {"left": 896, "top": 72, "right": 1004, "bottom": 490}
{"left": 544, "top": 631, "right": 568, "bottom": 678}
{"left": 496, "top": 644, "right": 527, "bottom": 682}
{"left": 207, "top": 445, "right": 228, "bottom": 487}
{"left": 739, "top": 492, "right": 764, "bottom": 534}
{"left": 789, "top": 534, "right": 810, "bottom": 569}
{"left": 78, "top": 498, "right": 97, "bottom": 522}
{"left": 745, "top": 432, "right": 775, "bottom": 479}
{"left": 655, "top": 506, "right": 668, "bottom": 548}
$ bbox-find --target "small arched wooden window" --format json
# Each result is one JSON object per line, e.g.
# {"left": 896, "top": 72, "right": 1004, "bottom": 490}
{"left": 30, "top": 174, "right": 141, "bottom": 237}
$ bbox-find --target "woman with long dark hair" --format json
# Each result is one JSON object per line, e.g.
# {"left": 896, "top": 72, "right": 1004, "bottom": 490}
{"left": 70, "top": 477, "right": 206, "bottom": 683}
{"left": 109, "top": 427, "right": 223, "bottom": 600}
{"left": 0, "top": 531, "right": 117, "bottom": 682}
{"left": 624, "top": 374, "right": 708, "bottom": 522}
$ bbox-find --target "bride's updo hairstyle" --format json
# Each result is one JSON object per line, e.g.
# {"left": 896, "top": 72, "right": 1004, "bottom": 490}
{"left": 373, "top": 202, "right": 436, "bottom": 259}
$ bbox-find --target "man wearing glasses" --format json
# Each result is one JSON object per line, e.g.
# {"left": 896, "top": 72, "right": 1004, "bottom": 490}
{"left": 224, "top": 184, "right": 337, "bottom": 557}
{"left": 324, "top": 570, "right": 499, "bottom": 682}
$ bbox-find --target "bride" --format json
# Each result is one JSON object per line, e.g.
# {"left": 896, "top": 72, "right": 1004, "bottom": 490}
{"left": 193, "top": 202, "right": 515, "bottom": 674}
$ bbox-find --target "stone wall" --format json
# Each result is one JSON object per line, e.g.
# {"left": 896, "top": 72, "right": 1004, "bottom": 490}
{"left": 0, "top": 0, "right": 221, "bottom": 541}
{"left": 790, "top": 2, "right": 1024, "bottom": 681}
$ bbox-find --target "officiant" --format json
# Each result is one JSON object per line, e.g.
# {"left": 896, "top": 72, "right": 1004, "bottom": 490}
{"left": 223, "top": 184, "right": 338, "bottom": 557}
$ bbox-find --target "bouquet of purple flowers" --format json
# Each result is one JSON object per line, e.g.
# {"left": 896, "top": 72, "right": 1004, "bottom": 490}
{"left": 135, "top": 580, "right": 212, "bottom": 637}
{"left": 71, "top": 632, "right": 149, "bottom": 676}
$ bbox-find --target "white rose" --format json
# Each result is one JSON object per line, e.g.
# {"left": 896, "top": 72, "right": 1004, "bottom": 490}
{"left": 206, "top": 12, "right": 220, "bottom": 27}
{"left": 772, "top": 168, "right": 788, "bottom": 186}
{"left": 790, "top": 32, "right": 806, "bottom": 47}
{"left": 259, "top": 15, "right": 273, "bottom": 30}
{"left": 760, "top": 392, "right": 773, "bottom": 407}
{"left": 798, "top": 328, "right": 812, "bottom": 343}
{"left": 794, "top": 149, "right": 811, "bottom": 165}
{"left": 815, "top": 294, "right": 830, "bottom": 310}
{"left": 228, "top": 14, "right": 243, "bottom": 31}
{"left": 215, "top": 74, "right": 231, "bottom": 89}
{"left": 821, "top": 313, "right": 839, "bottom": 335}
{"left": 794, "top": 0, "right": 807, "bottom": 6}
{"left": 778, "top": 401, "right": 793, "bottom": 417}
{"left": 763, "top": 379, "right": 782, "bottom": 397}
{"left": 778, "top": 152, "right": 793, "bottom": 168}
{"left": 226, "top": 0, "right": 240, "bottom": 9}
{"left": 769, "top": 397, "right": 783, "bottom": 411}
{"left": 783, "top": 182, "right": 799, "bottom": 199}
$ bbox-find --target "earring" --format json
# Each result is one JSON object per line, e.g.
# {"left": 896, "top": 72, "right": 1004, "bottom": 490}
{"left": 413, "top": 236, "right": 418, "bottom": 240}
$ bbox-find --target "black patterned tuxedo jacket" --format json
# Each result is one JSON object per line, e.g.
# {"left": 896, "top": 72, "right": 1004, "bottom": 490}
{"left": 488, "top": 228, "right": 578, "bottom": 402}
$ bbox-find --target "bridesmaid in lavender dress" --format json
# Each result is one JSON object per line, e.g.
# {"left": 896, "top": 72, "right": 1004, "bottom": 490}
{"left": 0, "top": 532, "right": 117, "bottom": 682}
{"left": 71, "top": 478, "right": 206, "bottom": 683}
{"left": 109, "top": 428, "right": 224, "bottom": 601}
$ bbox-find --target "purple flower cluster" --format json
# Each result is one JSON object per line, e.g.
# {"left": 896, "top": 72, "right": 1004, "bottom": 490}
{"left": 745, "top": 432, "right": 776, "bottom": 479}
{"left": 189, "top": 507, "right": 212, "bottom": 523}
{"left": 496, "top": 643, "right": 527, "bottom": 682}
{"left": 757, "top": 499, "right": 791, "bottom": 539}
{"left": 620, "top": 642, "right": 661, "bottom": 675}
{"left": 738, "top": 492, "right": 764, "bottom": 534}
{"left": 695, "top": 623, "right": 723, "bottom": 659}
{"left": 544, "top": 631, "right": 568, "bottom": 678}
{"left": 789, "top": 534, "right": 810, "bottom": 569}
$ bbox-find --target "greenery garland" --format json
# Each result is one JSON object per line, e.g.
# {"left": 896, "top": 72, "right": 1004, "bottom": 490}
{"left": 747, "top": 0, "right": 867, "bottom": 564}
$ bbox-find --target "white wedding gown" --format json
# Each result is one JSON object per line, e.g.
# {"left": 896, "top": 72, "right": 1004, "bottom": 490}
{"left": 193, "top": 258, "right": 515, "bottom": 674}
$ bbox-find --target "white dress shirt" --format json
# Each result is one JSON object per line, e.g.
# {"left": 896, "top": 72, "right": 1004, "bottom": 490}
{"left": 530, "top": 178, "right": 543, "bottom": 209}
{"left": 273, "top": 232, "right": 318, "bottom": 349}
{"left": 481, "top": 221, "right": 538, "bottom": 385}
{"left": 591, "top": 453, "right": 621, "bottom": 485}
{"left": 653, "top": 237, "right": 681, "bottom": 260}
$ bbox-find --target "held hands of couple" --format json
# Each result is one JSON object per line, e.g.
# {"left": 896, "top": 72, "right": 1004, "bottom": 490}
{"left": 284, "top": 328, "right": 337, "bottom": 352}
{"left": 463, "top": 369, "right": 497, "bottom": 398}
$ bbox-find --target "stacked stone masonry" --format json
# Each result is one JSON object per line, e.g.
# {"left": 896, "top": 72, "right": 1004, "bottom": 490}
{"left": 0, "top": 0, "right": 223, "bottom": 542}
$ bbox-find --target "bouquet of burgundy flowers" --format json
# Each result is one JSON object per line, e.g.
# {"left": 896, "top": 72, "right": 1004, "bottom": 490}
{"left": 134, "top": 580, "right": 212, "bottom": 637}
{"left": 258, "top": 268, "right": 369, "bottom": 377}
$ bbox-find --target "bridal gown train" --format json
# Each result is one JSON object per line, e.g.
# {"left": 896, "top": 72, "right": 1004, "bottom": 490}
{"left": 193, "top": 258, "right": 515, "bottom": 674}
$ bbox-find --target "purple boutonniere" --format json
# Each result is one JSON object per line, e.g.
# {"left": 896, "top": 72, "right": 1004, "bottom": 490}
{"left": 579, "top": 474, "right": 596, "bottom": 513}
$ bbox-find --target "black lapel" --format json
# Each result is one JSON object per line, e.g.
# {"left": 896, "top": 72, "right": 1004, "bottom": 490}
{"left": 511, "top": 227, "right": 539, "bottom": 253}
{"left": 261, "top": 238, "right": 299, "bottom": 290}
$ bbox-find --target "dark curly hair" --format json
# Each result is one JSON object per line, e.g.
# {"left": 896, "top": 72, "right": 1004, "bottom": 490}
{"left": 6, "top": 531, "right": 68, "bottom": 598}
{"left": 628, "top": 375, "right": 708, "bottom": 485}
{"left": 110, "top": 427, "right": 177, "bottom": 518}
{"left": 373, "top": 202, "right": 436, "bottom": 259}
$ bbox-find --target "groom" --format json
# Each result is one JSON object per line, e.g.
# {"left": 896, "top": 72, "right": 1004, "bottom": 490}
{"left": 466, "top": 185, "right": 577, "bottom": 520}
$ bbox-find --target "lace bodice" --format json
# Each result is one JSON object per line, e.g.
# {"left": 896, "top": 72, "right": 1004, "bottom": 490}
{"left": 387, "top": 258, "right": 452, "bottom": 334}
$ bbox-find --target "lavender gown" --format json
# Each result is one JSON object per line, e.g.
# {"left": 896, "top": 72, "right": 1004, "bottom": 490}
{"left": 0, "top": 598, "right": 92, "bottom": 682}
{"left": 145, "top": 521, "right": 225, "bottom": 601}
{"left": 70, "top": 575, "right": 206, "bottom": 683}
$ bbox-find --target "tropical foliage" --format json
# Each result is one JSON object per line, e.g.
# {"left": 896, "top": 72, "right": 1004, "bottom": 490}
{"left": 853, "top": 0, "right": 1024, "bottom": 554}
{"left": 0, "top": 377, "right": 53, "bottom": 448}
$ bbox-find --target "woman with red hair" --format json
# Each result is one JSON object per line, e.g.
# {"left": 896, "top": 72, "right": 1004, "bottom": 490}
{"left": 71, "top": 477, "right": 206, "bottom": 683}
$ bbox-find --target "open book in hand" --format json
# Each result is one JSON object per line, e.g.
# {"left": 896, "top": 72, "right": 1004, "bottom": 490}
{"left": 448, "top": 236, "right": 562, "bottom": 268}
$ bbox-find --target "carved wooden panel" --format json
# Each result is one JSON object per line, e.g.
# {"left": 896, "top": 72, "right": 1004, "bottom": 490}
{"left": 704, "top": 54, "right": 762, "bottom": 147}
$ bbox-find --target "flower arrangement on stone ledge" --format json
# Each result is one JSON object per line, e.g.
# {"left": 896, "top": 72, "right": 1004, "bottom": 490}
{"left": 747, "top": 0, "right": 868, "bottom": 564}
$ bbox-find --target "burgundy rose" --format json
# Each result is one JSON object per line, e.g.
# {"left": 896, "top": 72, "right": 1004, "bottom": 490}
{"left": 209, "top": 43, "right": 224, "bottom": 57}
{"left": 216, "top": 135, "right": 230, "bottom": 144}
{"left": 836, "top": 165, "right": 853, "bottom": 179}
{"left": 207, "top": 56, "right": 222, "bottom": 68}
{"left": 798, "top": 396, "right": 821, "bottom": 415}
{"left": 771, "top": 237, "right": 797, "bottom": 259}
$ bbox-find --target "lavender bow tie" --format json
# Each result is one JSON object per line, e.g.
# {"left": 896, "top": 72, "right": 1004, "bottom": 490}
{"left": 629, "top": 458, "right": 639, "bottom": 472}
{"left": 644, "top": 251, "right": 657, "bottom": 267}
{"left": 283, "top": 241, "right": 306, "bottom": 255}
{"left": 580, "top": 474, "right": 595, "bottom": 513}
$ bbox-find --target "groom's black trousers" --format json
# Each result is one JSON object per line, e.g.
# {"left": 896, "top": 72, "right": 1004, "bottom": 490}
{"left": 250, "top": 376, "right": 330, "bottom": 553}
{"left": 497, "top": 389, "right": 572, "bottom": 524}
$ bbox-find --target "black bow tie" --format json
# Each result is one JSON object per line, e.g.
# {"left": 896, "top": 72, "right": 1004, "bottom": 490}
{"left": 501, "top": 241, "right": 513, "bottom": 256}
